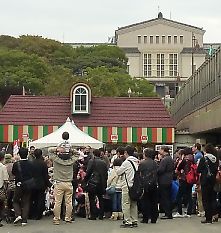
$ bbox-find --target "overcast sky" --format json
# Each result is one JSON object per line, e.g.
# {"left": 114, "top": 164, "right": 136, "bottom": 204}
{"left": 0, "top": 0, "right": 220, "bottom": 43}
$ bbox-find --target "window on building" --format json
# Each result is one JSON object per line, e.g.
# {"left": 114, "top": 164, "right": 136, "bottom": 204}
{"left": 138, "top": 36, "right": 141, "bottom": 44}
{"left": 162, "top": 36, "right": 165, "bottom": 44}
{"left": 157, "top": 54, "right": 165, "bottom": 77}
{"left": 156, "top": 36, "right": 159, "bottom": 44}
{"left": 73, "top": 86, "right": 88, "bottom": 113}
{"left": 174, "top": 36, "right": 177, "bottom": 44}
{"left": 150, "top": 36, "right": 153, "bottom": 44}
{"left": 169, "top": 54, "right": 178, "bottom": 77}
{"left": 180, "top": 35, "right": 184, "bottom": 44}
{"left": 144, "top": 36, "right": 147, "bottom": 44}
{"left": 168, "top": 36, "right": 171, "bottom": 44}
{"left": 143, "top": 54, "right": 152, "bottom": 77}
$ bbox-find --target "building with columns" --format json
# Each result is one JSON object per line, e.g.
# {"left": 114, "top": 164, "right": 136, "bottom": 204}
{"left": 115, "top": 12, "right": 206, "bottom": 99}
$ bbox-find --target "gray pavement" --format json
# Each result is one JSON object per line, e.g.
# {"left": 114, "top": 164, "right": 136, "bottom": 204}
{"left": 1, "top": 216, "right": 220, "bottom": 233}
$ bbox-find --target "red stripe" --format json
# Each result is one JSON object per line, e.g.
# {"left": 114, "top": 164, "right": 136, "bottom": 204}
{"left": 167, "top": 128, "right": 173, "bottom": 143}
{"left": 3, "top": 125, "right": 8, "bottom": 142}
{"left": 33, "top": 126, "right": 39, "bottom": 140}
{"left": 18, "top": 126, "right": 23, "bottom": 141}
{"left": 152, "top": 128, "right": 157, "bottom": 143}
{"left": 48, "top": 126, "right": 54, "bottom": 134}
{"left": 107, "top": 127, "right": 112, "bottom": 143}
{"left": 93, "top": 127, "right": 98, "bottom": 140}
{"left": 122, "top": 127, "right": 127, "bottom": 143}
{"left": 137, "top": 128, "right": 142, "bottom": 143}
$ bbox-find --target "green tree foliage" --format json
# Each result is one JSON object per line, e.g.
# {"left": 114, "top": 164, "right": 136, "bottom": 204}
{"left": 0, "top": 48, "right": 49, "bottom": 95}
{"left": 0, "top": 35, "right": 156, "bottom": 105}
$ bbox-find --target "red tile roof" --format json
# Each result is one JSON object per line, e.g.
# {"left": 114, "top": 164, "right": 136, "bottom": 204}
{"left": 0, "top": 95, "right": 175, "bottom": 128}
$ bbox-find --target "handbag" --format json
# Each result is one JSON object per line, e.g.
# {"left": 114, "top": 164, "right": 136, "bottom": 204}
{"left": 106, "top": 186, "right": 116, "bottom": 195}
{"left": 0, "top": 187, "right": 6, "bottom": 202}
{"left": 86, "top": 173, "right": 99, "bottom": 193}
{"left": 17, "top": 161, "right": 36, "bottom": 191}
{"left": 22, "top": 178, "right": 36, "bottom": 191}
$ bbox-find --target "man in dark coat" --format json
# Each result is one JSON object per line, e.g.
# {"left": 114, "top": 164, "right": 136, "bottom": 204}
{"left": 139, "top": 148, "right": 158, "bottom": 223}
{"left": 30, "top": 149, "right": 51, "bottom": 220}
{"left": 157, "top": 146, "right": 174, "bottom": 219}
{"left": 84, "top": 149, "right": 108, "bottom": 220}
{"left": 12, "top": 148, "right": 33, "bottom": 226}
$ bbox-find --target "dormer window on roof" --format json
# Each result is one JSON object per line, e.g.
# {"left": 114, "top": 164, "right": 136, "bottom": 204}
{"left": 70, "top": 83, "right": 91, "bottom": 114}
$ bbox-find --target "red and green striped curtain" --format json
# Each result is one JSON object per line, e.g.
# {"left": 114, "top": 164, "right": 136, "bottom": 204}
{"left": 0, "top": 125, "right": 174, "bottom": 144}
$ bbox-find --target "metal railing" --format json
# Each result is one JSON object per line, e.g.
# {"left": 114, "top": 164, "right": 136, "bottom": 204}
{"left": 170, "top": 47, "right": 221, "bottom": 124}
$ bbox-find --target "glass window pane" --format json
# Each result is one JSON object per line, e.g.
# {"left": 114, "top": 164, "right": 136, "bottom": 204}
{"left": 150, "top": 36, "right": 153, "bottom": 44}
{"left": 81, "top": 95, "right": 86, "bottom": 105}
{"left": 138, "top": 36, "right": 141, "bottom": 43}
{"left": 81, "top": 105, "right": 86, "bottom": 111}
{"left": 75, "top": 95, "right": 80, "bottom": 105}
{"left": 75, "top": 105, "right": 80, "bottom": 111}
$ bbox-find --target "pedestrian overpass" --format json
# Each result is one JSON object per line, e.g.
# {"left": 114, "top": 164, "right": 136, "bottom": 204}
{"left": 170, "top": 47, "right": 221, "bottom": 145}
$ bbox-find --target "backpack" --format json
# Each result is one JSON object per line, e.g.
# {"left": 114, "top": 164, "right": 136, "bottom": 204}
{"left": 141, "top": 169, "right": 157, "bottom": 192}
{"left": 186, "top": 163, "right": 199, "bottom": 184}
{"left": 125, "top": 160, "right": 144, "bottom": 201}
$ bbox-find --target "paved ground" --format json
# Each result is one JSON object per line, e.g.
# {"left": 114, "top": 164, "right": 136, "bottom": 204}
{"left": 1, "top": 216, "right": 221, "bottom": 233}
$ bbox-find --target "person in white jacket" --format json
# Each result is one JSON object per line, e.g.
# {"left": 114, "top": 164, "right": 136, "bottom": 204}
{"left": 107, "top": 158, "right": 123, "bottom": 220}
{"left": 116, "top": 145, "right": 139, "bottom": 228}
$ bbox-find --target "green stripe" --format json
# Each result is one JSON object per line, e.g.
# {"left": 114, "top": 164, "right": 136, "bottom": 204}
{"left": 13, "top": 125, "right": 18, "bottom": 141}
{"left": 102, "top": 127, "right": 108, "bottom": 143}
{"left": 162, "top": 128, "right": 167, "bottom": 143}
{"left": 28, "top": 126, "right": 33, "bottom": 140}
{"left": 43, "top": 126, "right": 48, "bottom": 136}
{"left": 0, "top": 125, "right": 3, "bottom": 142}
{"left": 147, "top": 128, "right": 152, "bottom": 142}
{"left": 88, "top": 127, "right": 93, "bottom": 137}
{"left": 132, "top": 127, "right": 137, "bottom": 143}
{"left": 117, "top": 127, "right": 122, "bottom": 143}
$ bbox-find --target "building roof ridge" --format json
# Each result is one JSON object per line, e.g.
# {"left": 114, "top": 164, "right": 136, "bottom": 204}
{"left": 116, "top": 17, "right": 204, "bottom": 32}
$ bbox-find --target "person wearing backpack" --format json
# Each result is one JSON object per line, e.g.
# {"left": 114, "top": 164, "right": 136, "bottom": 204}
{"left": 197, "top": 143, "right": 218, "bottom": 224}
{"left": 138, "top": 148, "right": 158, "bottom": 224}
{"left": 174, "top": 148, "right": 196, "bottom": 218}
{"left": 116, "top": 145, "right": 139, "bottom": 228}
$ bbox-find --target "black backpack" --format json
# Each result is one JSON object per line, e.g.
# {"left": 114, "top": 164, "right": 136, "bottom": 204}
{"left": 125, "top": 160, "right": 144, "bottom": 201}
{"left": 141, "top": 169, "right": 157, "bottom": 192}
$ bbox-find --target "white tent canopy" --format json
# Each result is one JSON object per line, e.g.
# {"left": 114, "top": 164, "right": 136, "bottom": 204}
{"left": 30, "top": 117, "right": 104, "bottom": 149}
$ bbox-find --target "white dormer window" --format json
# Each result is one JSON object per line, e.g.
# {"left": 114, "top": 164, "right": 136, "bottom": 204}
{"left": 70, "top": 83, "right": 91, "bottom": 114}
{"left": 73, "top": 86, "right": 89, "bottom": 113}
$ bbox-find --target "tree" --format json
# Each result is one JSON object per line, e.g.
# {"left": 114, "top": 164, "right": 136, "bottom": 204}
{"left": 0, "top": 48, "right": 50, "bottom": 104}
{"left": 77, "top": 67, "right": 156, "bottom": 97}
{"left": 0, "top": 35, "right": 156, "bottom": 104}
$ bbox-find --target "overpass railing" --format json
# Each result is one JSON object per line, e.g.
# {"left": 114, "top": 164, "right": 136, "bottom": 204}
{"left": 170, "top": 47, "right": 221, "bottom": 124}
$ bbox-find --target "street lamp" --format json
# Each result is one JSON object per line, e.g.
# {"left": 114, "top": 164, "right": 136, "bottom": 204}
{"left": 192, "top": 33, "right": 196, "bottom": 76}
{"left": 128, "top": 88, "right": 132, "bottom": 98}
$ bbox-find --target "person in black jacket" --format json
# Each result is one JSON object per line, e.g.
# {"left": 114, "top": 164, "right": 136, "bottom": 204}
{"left": 12, "top": 147, "right": 33, "bottom": 226}
{"left": 30, "top": 149, "right": 51, "bottom": 220}
{"left": 157, "top": 146, "right": 174, "bottom": 219}
{"left": 197, "top": 143, "right": 218, "bottom": 224}
{"left": 84, "top": 149, "right": 108, "bottom": 220}
{"left": 139, "top": 148, "right": 158, "bottom": 224}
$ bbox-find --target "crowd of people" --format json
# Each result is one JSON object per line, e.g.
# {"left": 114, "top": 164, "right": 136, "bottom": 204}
{"left": 0, "top": 132, "right": 221, "bottom": 228}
